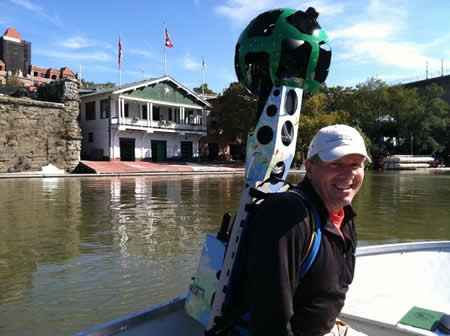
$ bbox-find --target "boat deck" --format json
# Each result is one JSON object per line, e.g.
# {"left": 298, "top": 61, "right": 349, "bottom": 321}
{"left": 341, "top": 241, "right": 450, "bottom": 335}
{"left": 74, "top": 297, "right": 204, "bottom": 336}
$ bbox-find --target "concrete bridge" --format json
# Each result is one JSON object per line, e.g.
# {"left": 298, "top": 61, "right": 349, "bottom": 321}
{"left": 403, "top": 74, "right": 450, "bottom": 104}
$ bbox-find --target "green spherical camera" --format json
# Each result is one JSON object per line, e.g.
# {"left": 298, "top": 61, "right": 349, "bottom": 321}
{"left": 235, "top": 7, "right": 331, "bottom": 98}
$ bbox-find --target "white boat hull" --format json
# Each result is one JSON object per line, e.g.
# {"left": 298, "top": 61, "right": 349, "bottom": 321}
{"left": 340, "top": 241, "right": 450, "bottom": 335}
{"left": 76, "top": 241, "right": 450, "bottom": 336}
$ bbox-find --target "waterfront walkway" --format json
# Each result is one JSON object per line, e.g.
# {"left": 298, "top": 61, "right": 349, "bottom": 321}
{"left": 77, "top": 160, "right": 245, "bottom": 174}
{"left": 1, "top": 161, "right": 447, "bottom": 179}
{"left": 0, "top": 160, "right": 246, "bottom": 178}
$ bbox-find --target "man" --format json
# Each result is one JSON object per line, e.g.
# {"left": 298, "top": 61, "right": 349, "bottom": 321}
{"left": 246, "top": 124, "right": 370, "bottom": 336}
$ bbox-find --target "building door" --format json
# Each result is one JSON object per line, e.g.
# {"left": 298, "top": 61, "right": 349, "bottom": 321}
{"left": 151, "top": 140, "right": 167, "bottom": 162}
{"left": 119, "top": 138, "right": 135, "bottom": 161}
{"left": 180, "top": 141, "right": 193, "bottom": 161}
{"left": 208, "top": 143, "right": 219, "bottom": 160}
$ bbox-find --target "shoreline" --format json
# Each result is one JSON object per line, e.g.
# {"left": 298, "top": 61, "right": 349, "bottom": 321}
{"left": 1, "top": 167, "right": 448, "bottom": 180}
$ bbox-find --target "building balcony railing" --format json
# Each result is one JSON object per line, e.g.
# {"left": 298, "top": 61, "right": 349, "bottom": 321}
{"left": 111, "top": 117, "right": 205, "bottom": 133}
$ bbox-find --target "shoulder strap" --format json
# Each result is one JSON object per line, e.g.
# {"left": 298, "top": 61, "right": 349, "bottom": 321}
{"left": 287, "top": 188, "right": 322, "bottom": 279}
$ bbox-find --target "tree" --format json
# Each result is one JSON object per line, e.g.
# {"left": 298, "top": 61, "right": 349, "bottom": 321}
{"left": 193, "top": 83, "right": 216, "bottom": 95}
{"left": 295, "top": 91, "right": 351, "bottom": 164}
{"left": 407, "top": 84, "right": 449, "bottom": 156}
{"left": 5, "top": 76, "right": 23, "bottom": 87}
{"left": 346, "top": 77, "right": 391, "bottom": 143}
{"left": 217, "top": 82, "right": 258, "bottom": 143}
{"left": 81, "top": 80, "right": 116, "bottom": 88}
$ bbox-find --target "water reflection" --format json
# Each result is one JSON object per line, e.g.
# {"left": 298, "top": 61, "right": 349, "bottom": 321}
{"left": 0, "top": 171, "right": 449, "bottom": 335}
{"left": 353, "top": 171, "right": 450, "bottom": 245}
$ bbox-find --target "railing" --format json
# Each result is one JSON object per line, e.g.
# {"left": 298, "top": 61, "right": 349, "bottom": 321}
{"left": 111, "top": 117, "right": 205, "bottom": 132}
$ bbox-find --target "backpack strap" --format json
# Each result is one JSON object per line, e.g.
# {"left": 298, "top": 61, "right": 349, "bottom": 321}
{"left": 287, "top": 188, "right": 322, "bottom": 279}
{"left": 210, "top": 188, "right": 322, "bottom": 336}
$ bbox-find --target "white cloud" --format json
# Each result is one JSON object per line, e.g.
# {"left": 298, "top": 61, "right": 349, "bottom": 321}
{"left": 425, "top": 32, "right": 450, "bottom": 49}
{"left": 329, "top": 23, "right": 396, "bottom": 40}
{"left": 59, "top": 36, "right": 91, "bottom": 49}
{"left": 215, "top": 0, "right": 272, "bottom": 26}
{"left": 366, "top": 0, "right": 407, "bottom": 19}
{"left": 215, "top": 0, "right": 344, "bottom": 27}
{"left": 9, "top": 0, "right": 62, "bottom": 26}
{"left": 128, "top": 48, "right": 153, "bottom": 58}
{"left": 327, "top": 1, "right": 450, "bottom": 75}
{"left": 183, "top": 53, "right": 201, "bottom": 71}
{"left": 302, "top": 0, "right": 345, "bottom": 16}
{"left": 10, "top": 0, "right": 44, "bottom": 15}
{"left": 335, "top": 38, "right": 449, "bottom": 73}
{"left": 35, "top": 49, "right": 112, "bottom": 62}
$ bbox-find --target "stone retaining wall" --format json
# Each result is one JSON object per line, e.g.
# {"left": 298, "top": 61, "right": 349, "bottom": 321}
{"left": 0, "top": 78, "right": 82, "bottom": 172}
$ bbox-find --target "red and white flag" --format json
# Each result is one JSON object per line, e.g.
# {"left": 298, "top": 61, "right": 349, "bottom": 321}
{"left": 118, "top": 35, "right": 123, "bottom": 69}
{"left": 164, "top": 27, "right": 173, "bottom": 48}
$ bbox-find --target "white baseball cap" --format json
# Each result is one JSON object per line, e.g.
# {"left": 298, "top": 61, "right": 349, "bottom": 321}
{"left": 307, "top": 124, "right": 371, "bottom": 162}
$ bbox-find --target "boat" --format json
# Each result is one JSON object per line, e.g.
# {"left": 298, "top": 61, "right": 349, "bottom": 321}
{"left": 340, "top": 241, "right": 450, "bottom": 335}
{"left": 384, "top": 155, "right": 435, "bottom": 170}
{"left": 75, "top": 241, "right": 450, "bottom": 336}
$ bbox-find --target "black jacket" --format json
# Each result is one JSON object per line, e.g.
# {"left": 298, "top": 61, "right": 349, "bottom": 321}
{"left": 246, "top": 176, "right": 357, "bottom": 336}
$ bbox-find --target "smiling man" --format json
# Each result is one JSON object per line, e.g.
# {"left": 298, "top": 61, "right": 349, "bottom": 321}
{"left": 242, "top": 124, "right": 370, "bottom": 336}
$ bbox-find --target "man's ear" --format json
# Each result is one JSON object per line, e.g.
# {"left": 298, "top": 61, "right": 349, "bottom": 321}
{"left": 305, "top": 160, "right": 312, "bottom": 177}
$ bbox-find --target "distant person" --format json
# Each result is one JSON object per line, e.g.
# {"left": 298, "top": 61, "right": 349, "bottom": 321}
{"left": 240, "top": 124, "right": 370, "bottom": 336}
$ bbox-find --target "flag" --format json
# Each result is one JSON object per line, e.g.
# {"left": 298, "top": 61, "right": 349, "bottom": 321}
{"left": 118, "top": 36, "right": 123, "bottom": 69}
{"left": 165, "top": 26, "right": 173, "bottom": 48}
{"left": 202, "top": 57, "right": 206, "bottom": 69}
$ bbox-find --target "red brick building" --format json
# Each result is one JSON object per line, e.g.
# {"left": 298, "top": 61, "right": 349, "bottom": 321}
{"left": 0, "top": 27, "right": 77, "bottom": 86}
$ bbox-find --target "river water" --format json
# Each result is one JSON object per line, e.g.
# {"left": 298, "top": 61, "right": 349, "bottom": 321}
{"left": 0, "top": 171, "right": 449, "bottom": 335}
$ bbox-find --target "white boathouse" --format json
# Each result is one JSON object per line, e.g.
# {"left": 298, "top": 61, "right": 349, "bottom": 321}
{"left": 79, "top": 76, "right": 211, "bottom": 162}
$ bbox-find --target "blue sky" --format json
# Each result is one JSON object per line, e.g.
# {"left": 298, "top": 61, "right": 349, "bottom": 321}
{"left": 2, "top": 0, "right": 450, "bottom": 93}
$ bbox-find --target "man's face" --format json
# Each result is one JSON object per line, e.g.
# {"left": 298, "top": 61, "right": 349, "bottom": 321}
{"left": 306, "top": 154, "right": 365, "bottom": 213}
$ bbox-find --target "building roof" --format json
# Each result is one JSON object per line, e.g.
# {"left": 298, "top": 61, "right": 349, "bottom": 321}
{"left": 79, "top": 76, "right": 212, "bottom": 108}
{"left": 61, "top": 67, "right": 76, "bottom": 76}
{"left": 2, "top": 27, "right": 23, "bottom": 41}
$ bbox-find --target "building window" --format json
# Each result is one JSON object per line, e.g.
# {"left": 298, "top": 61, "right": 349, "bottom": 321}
{"left": 124, "top": 104, "right": 129, "bottom": 118}
{"left": 142, "top": 105, "right": 148, "bottom": 120}
{"left": 33, "top": 71, "right": 38, "bottom": 76}
{"left": 88, "top": 132, "right": 94, "bottom": 143}
{"left": 153, "top": 107, "right": 160, "bottom": 121}
{"left": 100, "top": 99, "right": 110, "bottom": 119}
{"left": 187, "top": 110, "right": 194, "bottom": 124}
{"left": 41, "top": 73, "right": 46, "bottom": 78}
{"left": 51, "top": 75, "right": 57, "bottom": 80}
{"left": 86, "top": 101, "right": 96, "bottom": 120}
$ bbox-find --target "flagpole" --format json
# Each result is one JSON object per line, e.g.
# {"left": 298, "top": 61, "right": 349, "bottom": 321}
{"left": 119, "top": 34, "right": 122, "bottom": 87}
{"left": 164, "top": 23, "right": 167, "bottom": 76}
{"left": 202, "top": 57, "right": 205, "bottom": 96}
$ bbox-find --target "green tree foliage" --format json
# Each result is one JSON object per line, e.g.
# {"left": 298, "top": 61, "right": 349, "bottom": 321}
{"left": 346, "top": 78, "right": 391, "bottom": 142}
{"left": 214, "top": 77, "right": 449, "bottom": 165}
{"left": 295, "top": 90, "right": 353, "bottom": 164}
{"left": 193, "top": 83, "right": 216, "bottom": 95}
{"left": 408, "top": 84, "right": 449, "bottom": 155}
{"left": 5, "top": 76, "right": 23, "bottom": 87}
{"left": 81, "top": 80, "right": 116, "bottom": 88}
{"left": 217, "top": 82, "right": 258, "bottom": 143}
